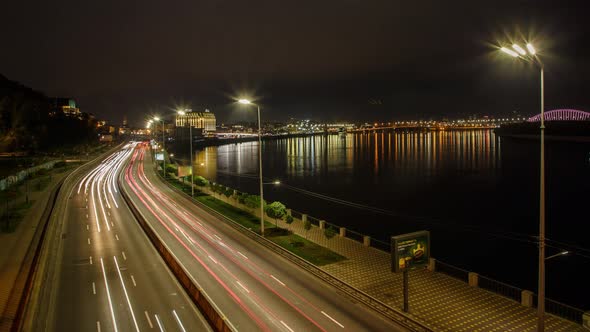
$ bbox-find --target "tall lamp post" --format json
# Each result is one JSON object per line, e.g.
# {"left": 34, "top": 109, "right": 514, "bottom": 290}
{"left": 238, "top": 99, "right": 265, "bottom": 236}
{"left": 177, "top": 110, "right": 194, "bottom": 197}
{"left": 153, "top": 117, "right": 166, "bottom": 178}
{"left": 500, "top": 42, "right": 546, "bottom": 331}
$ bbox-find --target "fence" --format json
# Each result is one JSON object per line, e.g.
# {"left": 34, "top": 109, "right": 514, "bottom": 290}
{"left": 533, "top": 296, "right": 585, "bottom": 325}
{"left": 478, "top": 274, "right": 522, "bottom": 302}
{"left": 0, "top": 161, "right": 58, "bottom": 191}
{"left": 435, "top": 260, "right": 470, "bottom": 282}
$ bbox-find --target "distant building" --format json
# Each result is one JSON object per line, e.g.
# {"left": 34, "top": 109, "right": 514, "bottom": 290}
{"left": 50, "top": 98, "right": 81, "bottom": 119}
{"left": 175, "top": 109, "right": 216, "bottom": 133}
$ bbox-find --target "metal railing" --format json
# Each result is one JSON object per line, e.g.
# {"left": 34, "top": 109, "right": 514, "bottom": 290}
{"left": 533, "top": 295, "right": 585, "bottom": 324}
{"left": 290, "top": 209, "right": 303, "bottom": 220}
{"left": 307, "top": 215, "right": 321, "bottom": 226}
{"left": 478, "top": 275, "right": 522, "bottom": 302}
{"left": 435, "top": 260, "right": 469, "bottom": 282}
{"left": 345, "top": 228, "right": 365, "bottom": 242}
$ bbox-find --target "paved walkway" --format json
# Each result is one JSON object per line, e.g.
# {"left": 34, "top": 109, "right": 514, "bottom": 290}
{"left": 0, "top": 170, "right": 69, "bottom": 331}
{"left": 270, "top": 214, "right": 584, "bottom": 332}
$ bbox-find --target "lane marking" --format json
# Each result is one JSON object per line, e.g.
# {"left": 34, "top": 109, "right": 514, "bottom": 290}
{"left": 131, "top": 275, "right": 137, "bottom": 287}
{"left": 144, "top": 311, "right": 153, "bottom": 329}
{"left": 280, "top": 321, "right": 295, "bottom": 332}
{"left": 88, "top": 238, "right": 91, "bottom": 245}
{"left": 208, "top": 255, "right": 217, "bottom": 264}
{"left": 237, "top": 251, "right": 249, "bottom": 260}
{"left": 115, "top": 234, "right": 119, "bottom": 241}
{"left": 173, "top": 310, "right": 187, "bottom": 332}
{"left": 113, "top": 256, "right": 140, "bottom": 331}
{"left": 322, "top": 311, "right": 344, "bottom": 328}
{"left": 89, "top": 256, "right": 93, "bottom": 265}
{"left": 111, "top": 222, "right": 114, "bottom": 227}
{"left": 155, "top": 314, "right": 164, "bottom": 332}
{"left": 100, "top": 258, "right": 118, "bottom": 332}
{"left": 86, "top": 214, "right": 88, "bottom": 218}
{"left": 108, "top": 212, "right": 111, "bottom": 216}
{"left": 96, "top": 321, "right": 101, "bottom": 332}
{"left": 86, "top": 224, "right": 89, "bottom": 231}
{"left": 236, "top": 281, "right": 250, "bottom": 293}
{"left": 270, "top": 275, "right": 285, "bottom": 286}
{"left": 92, "top": 282, "right": 96, "bottom": 295}
{"left": 122, "top": 251, "right": 127, "bottom": 260}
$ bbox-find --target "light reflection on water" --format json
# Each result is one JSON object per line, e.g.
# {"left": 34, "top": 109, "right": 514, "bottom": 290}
{"left": 186, "top": 130, "right": 589, "bottom": 308}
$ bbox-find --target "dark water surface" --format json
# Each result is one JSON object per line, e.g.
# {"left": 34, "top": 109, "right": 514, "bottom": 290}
{"left": 186, "top": 130, "right": 589, "bottom": 309}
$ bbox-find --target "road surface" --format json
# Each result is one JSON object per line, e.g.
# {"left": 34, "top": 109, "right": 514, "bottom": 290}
{"left": 50, "top": 142, "right": 211, "bottom": 332}
{"left": 122, "top": 143, "right": 407, "bottom": 332}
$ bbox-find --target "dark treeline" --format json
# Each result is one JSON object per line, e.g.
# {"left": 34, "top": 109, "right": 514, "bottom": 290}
{"left": 0, "top": 74, "right": 97, "bottom": 153}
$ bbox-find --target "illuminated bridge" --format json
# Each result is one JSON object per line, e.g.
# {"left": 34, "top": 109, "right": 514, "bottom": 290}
{"left": 527, "top": 109, "right": 590, "bottom": 122}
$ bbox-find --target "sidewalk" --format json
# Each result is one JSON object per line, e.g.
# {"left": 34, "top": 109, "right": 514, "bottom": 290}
{"left": 0, "top": 170, "right": 69, "bottom": 331}
{"left": 270, "top": 215, "right": 584, "bottom": 332}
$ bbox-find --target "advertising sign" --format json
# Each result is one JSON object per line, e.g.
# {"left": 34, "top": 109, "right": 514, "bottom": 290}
{"left": 177, "top": 166, "right": 192, "bottom": 177}
{"left": 155, "top": 153, "right": 164, "bottom": 161}
{"left": 391, "top": 231, "right": 430, "bottom": 273}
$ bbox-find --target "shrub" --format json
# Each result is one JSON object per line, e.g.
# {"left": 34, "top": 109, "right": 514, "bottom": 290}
{"left": 244, "top": 195, "right": 266, "bottom": 209}
{"left": 324, "top": 226, "right": 337, "bottom": 239}
{"left": 193, "top": 175, "right": 208, "bottom": 186}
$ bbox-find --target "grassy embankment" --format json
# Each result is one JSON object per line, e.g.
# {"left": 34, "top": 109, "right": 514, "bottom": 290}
{"left": 0, "top": 160, "right": 81, "bottom": 232}
{"left": 166, "top": 175, "right": 345, "bottom": 266}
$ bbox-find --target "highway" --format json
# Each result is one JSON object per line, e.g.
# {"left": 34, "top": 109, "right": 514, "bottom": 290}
{"left": 122, "top": 143, "right": 407, "bottom": 331}
{"left": 50, "top": 142, "right": 211, "bottom": 332}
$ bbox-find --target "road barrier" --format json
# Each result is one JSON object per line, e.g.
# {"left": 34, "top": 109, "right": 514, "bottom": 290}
{"left": 119, "top": 175, "right": 234, "bottom": 332}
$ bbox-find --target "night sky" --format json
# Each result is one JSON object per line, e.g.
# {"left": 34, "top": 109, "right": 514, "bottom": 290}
{"left": 2, "top": 0, "right": 589, "bottom": 125}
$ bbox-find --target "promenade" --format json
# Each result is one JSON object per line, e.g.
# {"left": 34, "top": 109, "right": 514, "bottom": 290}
{"left": 270, "top": 215, "right": 585, "bottom": 332}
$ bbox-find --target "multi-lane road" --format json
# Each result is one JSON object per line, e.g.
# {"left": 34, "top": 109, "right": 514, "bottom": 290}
{"left": 121, "top": 143, "right": 406, "bottom": 331}
{"left": 49, "top": 142, "right": 211, "bottom": 331}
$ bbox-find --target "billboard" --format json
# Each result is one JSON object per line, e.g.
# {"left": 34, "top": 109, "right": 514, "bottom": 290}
{"left": 155, "top": 153, "right": 164, "bottom": 161}
{"left": 177, "top": 166, "right": 192, "bottom": 177}
{"left": 391, "top": 231, "right": 430, "bottom": 273}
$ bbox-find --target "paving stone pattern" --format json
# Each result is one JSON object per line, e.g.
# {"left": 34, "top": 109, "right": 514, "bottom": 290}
{"left": 273, "top": 215, "right": 584, "bottom": 332}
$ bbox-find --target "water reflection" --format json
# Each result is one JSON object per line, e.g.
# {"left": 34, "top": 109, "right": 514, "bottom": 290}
{"left": 193, "top": 130, "right": 501, "bottom": 181}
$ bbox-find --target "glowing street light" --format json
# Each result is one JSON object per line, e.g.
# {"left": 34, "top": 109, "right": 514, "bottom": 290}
{"left": 236, "top": 98, "right": 266, "bottom": 236}
{"left": 177, "top": 109, "right": 194, "bottom": 197}
{"left": 500, "top": 47, "right": 519, "bottom": 57}
{"left": 499, "top": 40, "right": 547, "bottom": 332}
{"left": 546, "top": 250, "right": 569, "bottom": 261}
{"left": 512, "top": 44, "right": 527, "bottom": 55}
{"left": 153, "top": 116, "right": 166, "bottom": 178}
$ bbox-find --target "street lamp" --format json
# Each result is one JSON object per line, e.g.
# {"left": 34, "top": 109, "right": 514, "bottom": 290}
{"left": 499, "top": 41, "right": 546, "bottom": 331}
{"left": 153, "top": 117, "right": 166, "bottom": 178}
{"left": 178, "top": 109, "right": 195, "bottom": 197}
{"left": 545, "top": 250, "right": 569, "bottom": 261}
{"left": 238, "top": 98, "right": 266, "bottom": 236}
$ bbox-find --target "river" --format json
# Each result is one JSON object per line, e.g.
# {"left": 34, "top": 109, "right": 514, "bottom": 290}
{"left": 181, "top": 130, "right": 589, "bottom": 309}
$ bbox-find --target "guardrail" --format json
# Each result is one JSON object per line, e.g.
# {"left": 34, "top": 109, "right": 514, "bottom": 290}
{"left": 159, "top": 173, "right": 434, "bottom": 332}
{"left": 119, "top": 173, "right": 234, "bottom": 332}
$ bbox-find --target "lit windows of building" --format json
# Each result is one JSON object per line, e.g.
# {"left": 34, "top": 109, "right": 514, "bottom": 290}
{"left": 175, "top": 109, "right": 216, "bottom": 133}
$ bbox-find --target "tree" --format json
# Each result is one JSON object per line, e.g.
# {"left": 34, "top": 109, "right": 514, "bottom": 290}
{"left": 285, "top": 214, "right": 294, "bottom": 230}
{"left": 324, "top": 226, "right": 337, "bottom": 239}
{"left": 303, "top": 219, "right": 312, "bottom": 239}
{"left": 237, "top": 192, "right": 248, "bottom": 204}
{"left": 244, "top": 194, "right": 266, "bottom": 210}
{"left": 265, "top": 201, "right": 286, "bottom": 227}
{"left": 193, "top": 175, "right": 208, "bottom": 186}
